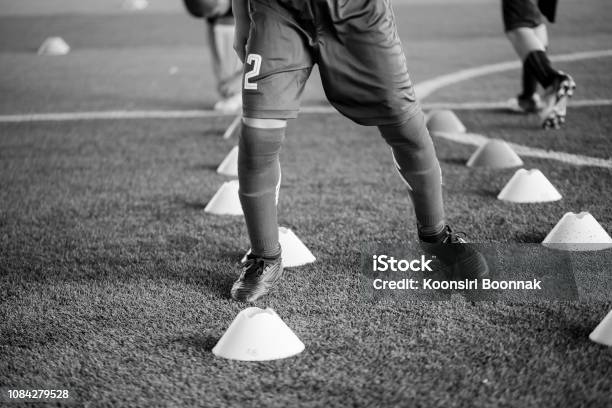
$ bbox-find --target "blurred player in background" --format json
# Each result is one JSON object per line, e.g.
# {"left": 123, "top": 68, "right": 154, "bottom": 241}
{"left": 229, "top": 0, "right": 488, "bottom": 302}
{"left": 183, "top": 0, "right": 242, "bottom": 113}
{"left": 502, "top": 0, "right": 576, "bottom": 129}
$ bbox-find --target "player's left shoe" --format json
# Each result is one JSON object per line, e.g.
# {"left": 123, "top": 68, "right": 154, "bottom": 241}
{"left": 539, "top": 72, "right": 576, "bottom": 130}
{"left": 420, "top": 226, "right": 489, "bottom": 281}
{"left": 214, "top": 93, "right": 242, "bottom": 114}
{"left": 230, "top": 253, "right": 283, "bottom": 302}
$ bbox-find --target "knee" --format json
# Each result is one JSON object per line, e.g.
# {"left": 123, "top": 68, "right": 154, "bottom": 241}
{"left": 238, "top": 118, "right": 286, "bottom": 170}
{"left": 378, "top": 112, "right": 430, "bottom": 151}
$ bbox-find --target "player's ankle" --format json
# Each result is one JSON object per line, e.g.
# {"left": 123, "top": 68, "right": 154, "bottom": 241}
{"left": 418, "top": 223, "right": 446, "bottom": 243}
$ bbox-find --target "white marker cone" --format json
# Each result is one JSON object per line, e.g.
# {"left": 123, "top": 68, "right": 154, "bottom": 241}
{"left": 426, "top": 110, "right": 466, "bottom": 134}
{"left": 497, "top": 169, "right": 562, "bottom": 203}
{"left": 217, "top": 146, "right": 238, "bottom": 177}
{"left": 242, "top": 227, "right": 316, "bottom": 268}
{"left": 590, "top": 310, "right": 612, "bottom": 346}
{"left": 467, "top": 139, "right": 523, "bottom": 168}
{"left": 37, "top": 37, "right": 70, "bottom": 56}
{"left": 204, "top": 180, "right": 242, "bottom": 215}
{"left": 542, "top": 212, "right": 612, "bottom": 251}
{"left": 213, "top": 307, "right": 305, "bottom": 361}
{"left": 122, "top": 0, "right": 148, "bottom": 10}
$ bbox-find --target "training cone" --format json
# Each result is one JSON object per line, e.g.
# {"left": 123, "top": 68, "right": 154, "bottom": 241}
{"left": 122, "top": 0, "right": 148, "bottom": 10}
{"left": 243, "top": 227, "right": 316, "bottom": 268}
{"left": 213, "top": 307, "right": 305, "bottom": 361}
{"left": 37, "top": 37, "right": 70, "bottom": 56}
{"left": 426, "top": 110, "right": 467, "bottom": 134}
{"left": 497, "top": 169, "right": 561, "bottom": 203}
{"left": 467, "top": 139, "right": 523, "bottom": 168}
{"left": 590, "top": 310, "right": 612, "bottom": 346}
{"left": 542, "top": 212, "right": 612, "bottom": 251}
{"left": 217, "top": 146, "right": 238, "bottom": 177}
{"left": 204, "top": 180, "right": 242, "bottom": 215}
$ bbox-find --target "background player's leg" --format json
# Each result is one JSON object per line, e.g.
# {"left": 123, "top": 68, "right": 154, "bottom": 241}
{"left": 518, "top": 23, "right": 549, "bottom": 99}
{"left": 238, "top": 117, "right": 286, "bottom": 258}
{"left": 506, "top": 27, "right": 546, "bottom": 61}
{"left": 378, "top": 112, "right": 445, "bottom": 240}
{"left": 207, "top": 20, "right": 243, "bottom": 113}
{"left": 506, "top": 25, "right": 575, "bottom": 128}
{"left": 517, "top": 25, "right": 549, "bottom": 101}
{"left": 507, "top": 27, "right": 557, "bottom": 88}
{"left": 534, "top": 23, "right": 549, "bottom": 48}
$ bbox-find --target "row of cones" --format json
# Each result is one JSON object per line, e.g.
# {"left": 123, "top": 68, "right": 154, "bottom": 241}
{"left": 210, "top": 112, "right": 612, "bottom": 252}
{"left": 210, "top": 104, "right": 612, "bottom": 361}
{"left": 425, "top": 109, "right": 612, "bottom": 348}
{"left": 213, "top": 305, "right": 612, "bottom": 361}
{"left": 426, "top": 109, "right": 612, "bottom": 251}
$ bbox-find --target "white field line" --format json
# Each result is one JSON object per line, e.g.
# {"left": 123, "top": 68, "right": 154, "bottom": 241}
{"left": 414, "top": 49, "right": 612, "bottom": 99}
{"left": 1, "top": 98, "right": 611, "bottom": 124}
{"left": 0, "top": 48, "right": 610, "bottom": 124}
{"left": 424, "top": 98, "right": 612, "bottom": 111}
{"left": 0, "top": 109, "right": 227, "bottom": 123}
{"left": 433, "top": 132, "right": 612, "bottom": 169}
{"left": 1, "top": 49, "right": 611, "bottom": 169}
{"left": 0, "top": 105, "right": 339, "bottom": 123}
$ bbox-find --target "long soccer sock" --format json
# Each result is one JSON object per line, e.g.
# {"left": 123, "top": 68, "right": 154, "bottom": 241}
{"left": 520, "top": 62, "right": 538, "bottom": 98}
{"left": 523, "top": 50, "right": 559, "bottom": 89}
{"left": 378, "top": 112, "right": 446, "bottom": 241}
{"left": 238, "top": 124, "right": 284, "bottom": 258}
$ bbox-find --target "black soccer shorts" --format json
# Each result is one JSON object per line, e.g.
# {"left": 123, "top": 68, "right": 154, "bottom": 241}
{"left": 241, "top": 0, "right": 420, "bottom": 126}
{"left": 502, "top": 0, "right": 552, "bottom": 31}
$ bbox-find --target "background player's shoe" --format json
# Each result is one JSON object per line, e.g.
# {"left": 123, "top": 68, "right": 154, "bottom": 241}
{"left": 419, "top": 226, "right": 489, "bottom": 281}
{"left": 539, "top": 72, "right": 576, "bottom": 130}
{"left": 214, "top": 93, "right": 242, "bottom": 114}
{"left": 230, "top": 253, "right": 283, "bottom": 302}
{"left": 508, "top": 93, "right": 542, "bottom": 114}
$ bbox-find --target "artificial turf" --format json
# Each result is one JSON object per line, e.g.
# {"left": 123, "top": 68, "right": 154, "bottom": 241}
{"left": 1, "top": 110, "right": 611, "bottom": 407}
{"left": 1, "top": 0, "right": 612, "bottom": 407}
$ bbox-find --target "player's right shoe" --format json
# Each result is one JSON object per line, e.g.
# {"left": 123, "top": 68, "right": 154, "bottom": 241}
{"left": 539, "top": 72, "right": 576, "bottom": 130}
{"left": 419, "top": 226, "right": 489, "bottom": 281}
{"left": 230, "top": 253, "right": 283, "bottom": 302}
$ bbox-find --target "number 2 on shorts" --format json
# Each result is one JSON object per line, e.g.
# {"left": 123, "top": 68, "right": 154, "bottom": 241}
{"left": 244, "top": 54, "right": 262, "bottom": 90}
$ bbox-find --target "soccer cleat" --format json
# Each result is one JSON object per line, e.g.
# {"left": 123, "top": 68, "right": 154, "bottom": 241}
{"left": 508, "top": 93, "right": 542, "bottom": 114}
{"left": 214, "top": 93, "right": 242, "bottom": 114}
{"left": 420, "top": 226, "right": 489, "bottom": 281}
{"left": 230, "top": 253, "right": 283, "bottom": 302}
{"left": 539, "top": 72, "right": 576, "bottom": 130}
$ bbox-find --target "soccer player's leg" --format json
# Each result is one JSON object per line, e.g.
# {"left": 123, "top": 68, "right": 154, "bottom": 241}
{"left": 502, "top": 0, "right": 575, "bottom": 127}
{"left": 230, "top": 0, "right": 314, "bottom": 302}
{"left": 502, "top": 0, "right": 545, "bottom": 113}
{"left": 378, "top": 113, "right": 445, "bottom": 240}
{"left": 317, "top": 0, "right": 488, "bottom": 279}
{"left": 231, "top": 117, "right": 286, "bottom": 302}
{"left": 208, "top": 18, "right": 243, "bottom": 113}
{"left": 378, "top": 113, "right": 488, "bottom": 280}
